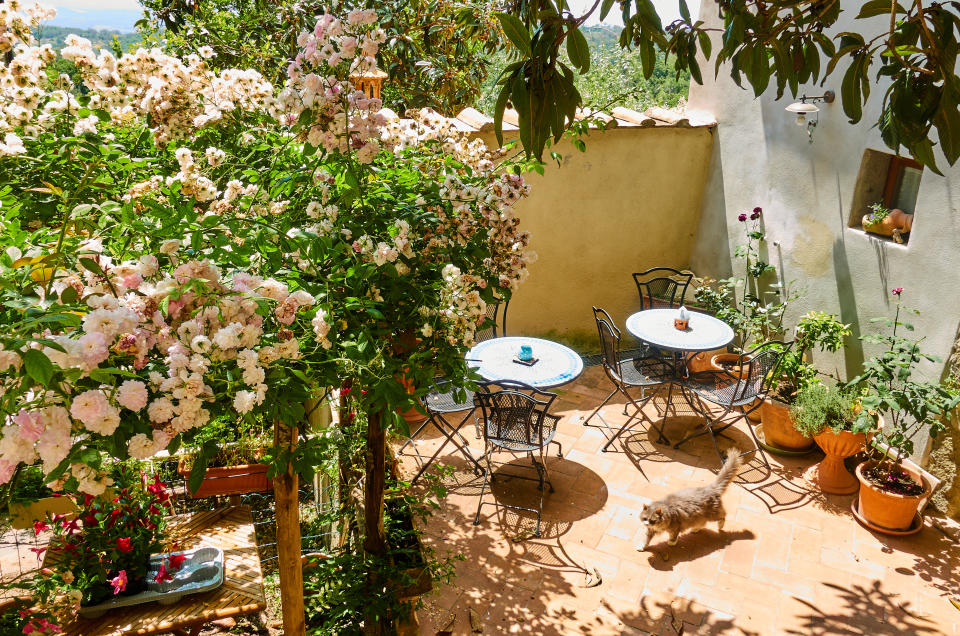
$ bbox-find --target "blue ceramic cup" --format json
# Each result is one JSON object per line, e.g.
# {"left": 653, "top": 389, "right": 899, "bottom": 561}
{"left": 519, "top": 345, "right": 533, "bottom": 361}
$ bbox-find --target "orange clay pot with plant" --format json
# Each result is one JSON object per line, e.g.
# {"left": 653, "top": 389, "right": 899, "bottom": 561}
{"left": 843, "top": 289, "right": 960, "bottom": 533}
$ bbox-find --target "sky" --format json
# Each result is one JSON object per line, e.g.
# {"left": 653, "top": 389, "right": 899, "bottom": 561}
{"left": 42, "top": 0, "right": 704, "bottom": 33}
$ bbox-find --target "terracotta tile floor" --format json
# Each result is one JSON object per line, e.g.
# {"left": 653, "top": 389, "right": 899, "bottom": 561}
{"left": 397, "top": 367, "right": 960, "bottom": 635}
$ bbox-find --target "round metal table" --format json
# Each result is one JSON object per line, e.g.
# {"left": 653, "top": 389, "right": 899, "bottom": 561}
{"left": 467, "top": 336, "right": 584, "bottom": 388}
{"left": 625, "top": 308, "right": 734, "bottom": 355}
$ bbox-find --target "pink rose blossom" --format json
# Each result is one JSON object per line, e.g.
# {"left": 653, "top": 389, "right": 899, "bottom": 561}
{"left": 117, "top": 380, "right": 149, "bottom": 411}
{"left": 70, "top": 390, "right": 109, "bottom": 426}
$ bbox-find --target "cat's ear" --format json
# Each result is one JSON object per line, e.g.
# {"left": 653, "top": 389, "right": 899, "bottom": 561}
{"left": 642, "top": 503, "right": 648, "bottom": 511}
{"left": 653, "top": 507, "right": 663, "bottom": 517}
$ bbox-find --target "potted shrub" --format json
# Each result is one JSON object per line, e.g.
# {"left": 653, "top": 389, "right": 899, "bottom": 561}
{"left": 31, "top": 469, "right": 176, "bottom": 622}
{"left": 846, "top": 289, "right": 960, "bottom": 533}
{"left": 177, "top": 419, "right": 272, "bottom": 498}
{"left": 760, "top": 312, "right": 850, "bottom": 452}
{"left": 792, "top": 383, "right": 874, "bottom": 494}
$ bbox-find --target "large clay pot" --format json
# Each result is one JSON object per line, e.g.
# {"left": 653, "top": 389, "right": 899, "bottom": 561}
{"left": 862, "top": 208, "right": 913, "bottom": 238}
{"left": 760, "top": 398, "right": 813, "bottom": 451}
{"left": 855, "top": 461, "right": 930, "bottom": 532}
{"left": 804, "top": 429, "right": 866, "bottom": 494}
{"left": 711, "top": 353, "right": 751, "bottom": 379}
{"left": 688, "top": 347, "right": 726, "bottom": 374}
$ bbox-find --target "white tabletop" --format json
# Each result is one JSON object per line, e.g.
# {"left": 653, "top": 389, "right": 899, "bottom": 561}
{"left": 467, "top": 337, "right": 584, "bottom": 388}
{"left": 625, "top": 309, "right": 734, "bottom": 352}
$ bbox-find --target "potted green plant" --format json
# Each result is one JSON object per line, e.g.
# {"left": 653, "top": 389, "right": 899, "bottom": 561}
{"left": 31, "top": 469, "right": 176, "bottom": 623}
{"left": 792, "top": 383, "right": 874, "bottom": 494}
{"left": 177, "top": 419, "right": 272, "bottom": 498}
{"left": 760, "top": 312, "right": 850, "bottom": 452}
{"left": 846, "top": 288, "right": 960, "bottom": 533}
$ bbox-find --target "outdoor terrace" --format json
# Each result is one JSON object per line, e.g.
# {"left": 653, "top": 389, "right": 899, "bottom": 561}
{"left": 400, "top": 366, "right": 960, "bottom": 636}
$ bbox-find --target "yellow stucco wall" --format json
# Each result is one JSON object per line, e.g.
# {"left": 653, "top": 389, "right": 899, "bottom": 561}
{"left": 475, "top": 126, "right": 715, "bottom": 349}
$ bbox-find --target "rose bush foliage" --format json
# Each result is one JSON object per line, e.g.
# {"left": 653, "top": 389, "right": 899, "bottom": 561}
{"left": 0, "top": 4, "right": 535, "bottom": 500}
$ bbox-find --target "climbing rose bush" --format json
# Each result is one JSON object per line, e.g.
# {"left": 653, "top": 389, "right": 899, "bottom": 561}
{"left": 0, "top": 5, "right": 534, "bottom": 504}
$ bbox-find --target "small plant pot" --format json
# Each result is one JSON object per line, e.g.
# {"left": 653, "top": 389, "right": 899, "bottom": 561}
{"left": 710, "top": 353, "right": 750, "bottom": 380}
{"left": 759, "top": 398, "right": 813, "bottom": 452}
{"left": 687, "top": 347, "right": 726, "bottom": 374}
{"left": 177, "top": 460, "right": 272, "bottom": 499}
{"left": 803, "top": 429, "right": 866, "bottom": 495}
{"left": 855, "top": 461, "right": 930, "bottom": 533}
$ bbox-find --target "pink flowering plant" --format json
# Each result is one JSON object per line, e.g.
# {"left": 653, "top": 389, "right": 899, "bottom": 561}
{"left": 10, "top": 470, "right": 174, "bottom": 630}
{"left": 0, "top": 6, "right": 535, "bottom": 625}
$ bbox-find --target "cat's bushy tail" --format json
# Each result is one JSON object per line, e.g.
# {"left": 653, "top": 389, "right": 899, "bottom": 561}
{"left": 711, "top": 448, "right": 742, "bottom": 493}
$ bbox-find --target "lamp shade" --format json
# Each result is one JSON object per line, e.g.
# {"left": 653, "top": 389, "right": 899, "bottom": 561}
{"left": 786, "top": 102, "right": 819, "bottom": 114}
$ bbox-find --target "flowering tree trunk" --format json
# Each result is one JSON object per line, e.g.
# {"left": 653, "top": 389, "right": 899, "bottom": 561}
{"left": 274, "top": 421, "right": 305, "bottom": 636}
{"left": 363, "top": 409, "right": 388, "bottom": 635}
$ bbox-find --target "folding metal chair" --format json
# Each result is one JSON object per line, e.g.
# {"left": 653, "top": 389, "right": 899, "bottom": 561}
{"left": 680, "top": 341, "right": 792, "bottom": 468}
{"left": 583, "top": 307, "right": 674, "bottom": 450}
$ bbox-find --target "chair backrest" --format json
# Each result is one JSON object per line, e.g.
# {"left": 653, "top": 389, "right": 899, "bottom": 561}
{"left": 731, "top": 341, "right": 793, "bottom": 403}
{"left": 473, "top": 380, "right": 556, "bottom": 448}
{"left": 476, "top": 299, "right": 509, "bottom": 342}
{"left": 632, "top": 267, "right": 693, "bottom": 310}
{"left": 592, "top": 307, "right": 624, "bottom": 381}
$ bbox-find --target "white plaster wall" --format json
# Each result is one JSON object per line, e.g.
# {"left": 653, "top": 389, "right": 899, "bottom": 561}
{"left": 688, "top": 1, "right": 960, "bottom": 393}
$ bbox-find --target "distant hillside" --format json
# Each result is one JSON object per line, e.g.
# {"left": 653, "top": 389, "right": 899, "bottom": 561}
{"left": 34, "top": 25, "right": 143, "bottom": 52}
{"left": 581, "top": 25, "right": 621, "bottom": 49}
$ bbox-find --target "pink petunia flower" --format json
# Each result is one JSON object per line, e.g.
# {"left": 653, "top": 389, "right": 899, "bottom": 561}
{"left": 892, "top": 287, "right": 903, "bottom": 296}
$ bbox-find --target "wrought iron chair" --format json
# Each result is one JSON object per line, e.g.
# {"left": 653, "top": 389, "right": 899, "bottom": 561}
{"left": 679, "top": 341, "right": 792, "bottom": 468}
{"left": 400, "top": 379, "right": 484, "bottom": 484}
{"left": 632, "top": 267, "right": 694, "bottom": 310}
{"left": 475, "top": 299, "right": 509, "bottom": 342}
{"left": 401, "top": 298, "right": 509, "bottom": 480}
{"left": 583, "top": 307, "right": 674, "bottom": 450}
{"left": 472, "top": 381, "right": 562, "bottom": 537}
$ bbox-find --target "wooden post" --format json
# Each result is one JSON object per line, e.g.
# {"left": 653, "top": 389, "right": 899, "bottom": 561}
{"left": 363, "top": 409, "right": 387, "bottom": 556}
{"left": 274, "top": 420, "right": 305, "bottom": 636}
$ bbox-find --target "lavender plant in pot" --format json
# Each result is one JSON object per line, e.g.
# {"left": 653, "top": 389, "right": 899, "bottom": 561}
{"left": 845, "top": 288, "right": 960, "bottom": 533}
{"left": 760, "top": 312, "right": 850, "bottom": 453}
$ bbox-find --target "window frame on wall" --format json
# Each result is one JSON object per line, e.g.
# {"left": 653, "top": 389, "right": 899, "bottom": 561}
{"left": 848, "top": 149, "right": 922, "bottom": 245}
{"left": 882, "top": 155, "right": 923, "bottom": 215}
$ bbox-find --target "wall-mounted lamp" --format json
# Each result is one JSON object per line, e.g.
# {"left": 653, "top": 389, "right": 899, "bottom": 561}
{"left": 785, "top": 90, "right": 835, "bottom": 142}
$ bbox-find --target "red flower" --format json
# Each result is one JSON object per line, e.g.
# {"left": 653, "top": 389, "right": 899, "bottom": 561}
{"left": 168, "top": 553, "right": 187, "bottom": 572}
{"left": 892, "top": 287, "right": 903, "bottom": 296}
{"left": 737, "top": 213, "right": 748, "bottom": 222}
{"left": 32, "top": 520, "right": 48, "bottom": 535}
{"left": 29, "top": 547, "right": 46, "bottom": 561}
{"left": 153, "top": 563, "right": 173, "bottom": 584}
{"left": 116, "top": 537, "right": 133, "bottom": 553}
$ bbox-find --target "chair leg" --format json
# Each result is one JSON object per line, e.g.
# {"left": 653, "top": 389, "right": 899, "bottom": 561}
{"left": 539, "top": 448, "right": 555, "bottom": 493}
{"left": 584, "top": 387, "right": 617, "bottom": 427}
{"left": 602, "top": 388, "right": 655, "bottom": 452}
{"left": 473, "top": 441, "right": 493, "bottom": 527}
{"left": 743, "top": 415, "right": 772, "bottom": 471}
{"left": 530, "top": 452, "right": 547, "bottom": 538}
{"left": 551, "top": 440, "right": 563, "bottom": 458}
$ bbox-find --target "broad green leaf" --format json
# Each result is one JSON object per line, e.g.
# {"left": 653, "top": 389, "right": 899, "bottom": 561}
{"left": 23, "top": 349, "right": 54, "bottom": 387}
{"left": 566, "top": 28, "right": 591, "bottom": 73}
{"left": 496, "top": 13, "right": 531, "bottom": 56}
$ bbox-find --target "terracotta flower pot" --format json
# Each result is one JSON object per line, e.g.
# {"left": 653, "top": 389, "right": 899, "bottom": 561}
{"left": 759, "top": 398, "right": 813, "bottom": 451}
{"left": 177, "top": 460, "right": 272, "bottom": 498}
{"left": 862, "top": 208, "right": 913, "bottom": 237}
{"left": 855, "top": 461, "right": 930, "bottom": 533}
{"left": 804, "top": 429, "right": 866, "bottom": 495}
{"left": 687, "top": 347, "right": 726, "bottom": 374}
{"left": 711, "top": 353, "right": 750, "bottom": 380}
